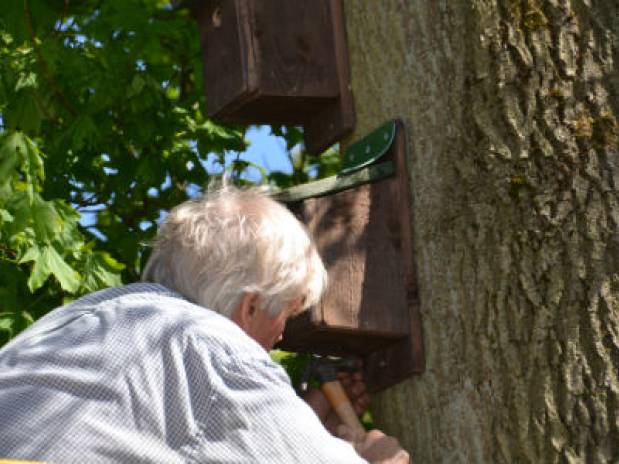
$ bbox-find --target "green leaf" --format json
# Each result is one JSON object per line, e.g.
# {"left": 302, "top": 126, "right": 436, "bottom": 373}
{"left": 0, "top": 209, "right": 14, "bottom": 224}
{"left": 270, "top": 350, "right": 313, "bottom": 387}
{"left": 7, "top": 192, "right": 31, "bottom": 235}
{"left": 45, "top": 246, "right": 80, "bottom": 293}
{"left": 0, "top": 182, "right": 12, "bottom": 200}
{"left": 23, "top": 136, "right": 44, "bottom": 183}
{"left": 0, "top": 313, "right": 18, "bottom": 341}
{"left": 0, "top": 282, "right": 19, "bottom": 314}
{"left": 21, "top": 136, "right": 45, "bottom": 202}
{"left": 28, "top": 258, "right": 51, "bottom": 293}
{"left": 0, "top": 314, "right": 14, "bottom": 331}
{"left": 0, "top": 31, "right": 13, "bottom": 45}
{"left": 31, "top": 196, "right": 61, "bottom": 242}
{"left": 19, "top": 245, "right": 41, "bottom": 265}
{"left": 0, "top": 132, "right": 22, "bottom": 186}
{"left": 268, "top": 171, "right": 295, "bottom": 189}
{"left": 7, "top": 193, "right": 63, "bottom": 241}
{"left": 0, "top": 132, "right": 45, "bottom": 202}
{"left": 20, "top": 245, "right": 50, "bottom": 292}
{"left": 127, "top": 74, "right": 146, "bottom": 98}
{"left": 20, "top": 245, "right": 80, "bottom": 293}
{"left": 5, "top": 93, "right": 43, "bottom": 134}
{"left": 22, "top": 310, "right": 34, "bottom": 326}
{"left": 15, "top": 72, "right": 38, "bottom": 92}
{"left": 51, "top": 200, "right": 82, "bottom": 250}
{"left": 270, "top": 125, "right": 304, "bottom": 151}
{"left": 70, "top": 116, "right": 99, "bottom": 151}
{"left": 0, "top": 311, "right": 35, "bottom": 346}
{"left": 81, "top": 251, "right": 124, "bottom": 292}
{"left": 54, "top": 199, "right": 81, "bottom": 223}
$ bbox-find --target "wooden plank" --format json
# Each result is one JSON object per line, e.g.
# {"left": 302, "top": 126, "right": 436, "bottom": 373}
{"left": 302, "top": 181, "right": 410, "bottom": 335}
{"left": 364, "top": 120, "right": 425, "bottom": 391}
{"left": 276, "top": 325, "right": 403, "bottom": 356}
{"left": 197, "top": 0, "right": 250, "bottom": 117}
{"left": 304, "top": 0, "right": 355, "bottom": 154}
{"left": 250, "top": 0, "right": 339, "bottom": 98}
{"left": 272, "top": 161, "right": 394, "bottom": 204}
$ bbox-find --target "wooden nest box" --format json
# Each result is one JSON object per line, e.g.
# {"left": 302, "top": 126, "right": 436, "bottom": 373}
{"left": 274, "top": 121, "right": 425, "bottom": 392}
{"left": 194, "top": 0, "right": 354, "bottom": 154}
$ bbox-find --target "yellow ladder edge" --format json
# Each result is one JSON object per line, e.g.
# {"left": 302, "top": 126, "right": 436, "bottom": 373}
{"left": 0, "top": 459, "right": 45, "bottom": 463}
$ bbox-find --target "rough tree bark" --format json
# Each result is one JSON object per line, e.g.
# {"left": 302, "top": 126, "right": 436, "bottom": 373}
{"left": 342, "top": 1, "right": 619, "bottom": 462}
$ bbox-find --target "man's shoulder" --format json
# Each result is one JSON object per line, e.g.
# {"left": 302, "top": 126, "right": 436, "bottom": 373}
{"left": 70, "top": 282, "right": 219, "bottom": 322}
{"left": 71, "top": 282, "right": 191, "bottom": 311}
{"left": 90, "top": 283, "right": 269, "bottom": 362}
{"left": 76, "top": 283, "right": 246, "bottom": 339}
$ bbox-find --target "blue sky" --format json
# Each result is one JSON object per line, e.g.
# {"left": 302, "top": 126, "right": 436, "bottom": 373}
{"left": 204, "top": 125, "right": 293, "bottom": 183}
{"left": 240, "top": 125, "right": 293, "bottom": 176}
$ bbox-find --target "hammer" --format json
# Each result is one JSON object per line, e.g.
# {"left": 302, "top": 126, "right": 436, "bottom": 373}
{"left": 299, "top": 357, "right": 366, "bottom": 439}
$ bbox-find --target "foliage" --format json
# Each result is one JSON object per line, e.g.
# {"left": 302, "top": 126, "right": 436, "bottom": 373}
{"left": 0, "top": 0, "right": 338, "bottom": 346}
{"left": 268, "top": 126, "right": 341, "bottom": 188}
{"left": 270, "top": 350, "right": 315, "bottom": 389}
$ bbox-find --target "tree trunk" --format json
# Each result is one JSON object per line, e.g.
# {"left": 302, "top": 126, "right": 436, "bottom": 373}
{"left": 342, "top": 1, "right": 619, "bottom": 462}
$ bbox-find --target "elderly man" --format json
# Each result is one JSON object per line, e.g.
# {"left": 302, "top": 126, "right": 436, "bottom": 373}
{"left": 0, "top": 186, "right": 409, "bottom": 463}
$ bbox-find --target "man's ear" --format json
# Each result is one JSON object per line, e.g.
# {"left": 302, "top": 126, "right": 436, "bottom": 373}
{"left": 231, "top": 293, "right": 258, "bottom": 330}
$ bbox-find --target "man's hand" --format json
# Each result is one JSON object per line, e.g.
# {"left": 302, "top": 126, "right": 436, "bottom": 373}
{"left": 301, "top": 369, "right": 410, "bottom": 464}
{"left": 302, "top": 370, "right": 370, "bottom": 435}
{"left": 337, "top": 427, "right": 411, "bottom": 464}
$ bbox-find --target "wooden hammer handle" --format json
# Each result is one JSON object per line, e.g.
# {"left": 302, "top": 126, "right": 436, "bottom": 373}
{"left": 321, "top": 380, "right": 366, "bottom": 438}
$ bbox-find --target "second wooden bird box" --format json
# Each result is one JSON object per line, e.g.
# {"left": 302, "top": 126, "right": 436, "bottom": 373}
{"left": 194, "top": 0, "right": 354, "bottom": 154}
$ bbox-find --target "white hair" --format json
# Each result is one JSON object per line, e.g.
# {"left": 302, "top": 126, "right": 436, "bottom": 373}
{"left": 141, "top": 185, "right": 327, "bottom": 318}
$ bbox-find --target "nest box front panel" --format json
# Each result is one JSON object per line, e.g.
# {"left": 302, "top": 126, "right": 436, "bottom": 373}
{"left": 248, "top": 1, "right": 339, "bottom": 99}
{"left": 303, "top": 184, "right": 410, "bottom": 335}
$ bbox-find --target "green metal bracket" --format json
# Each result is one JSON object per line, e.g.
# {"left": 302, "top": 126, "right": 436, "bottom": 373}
{"left": 340, "top": 120, "right": 396, "bottom": 175}
{"left": 273, "top": 161, "right": 394, "bottom": 203}
{"left": 273, "top": 120, "right": 398, "bottom": 203}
